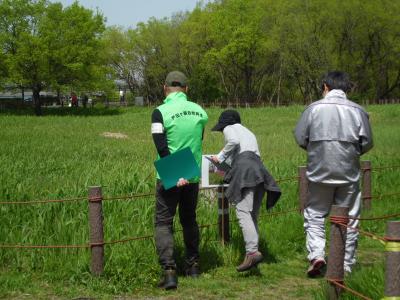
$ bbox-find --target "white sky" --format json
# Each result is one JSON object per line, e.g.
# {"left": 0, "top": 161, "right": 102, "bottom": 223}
{"left": 51, "top": 0, "right": 211, "bottom": 28}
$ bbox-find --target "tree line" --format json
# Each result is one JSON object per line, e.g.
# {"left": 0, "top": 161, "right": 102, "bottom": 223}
{"left": 1, "top": 0, "right": 400, "bottom": 114}
{"left": 0, "top": 0, "right": 109, "bottom": 115}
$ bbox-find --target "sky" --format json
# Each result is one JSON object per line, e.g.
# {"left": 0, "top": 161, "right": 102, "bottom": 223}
{"left": 51, "top": 0, "right": 210, "bottom": 28}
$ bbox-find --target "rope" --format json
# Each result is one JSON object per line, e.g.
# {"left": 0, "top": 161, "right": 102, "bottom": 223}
{"left": 0, "top": 243, "right": 89, "bottom": 249}
{"left": 373, "top": 192, "right": 400, "bottom": 199}
{"left": 326, "top": 279, "right": 372, "bottom": 300}
{"left": 103, "top": 234, "right": 154, "bottom": 245}
{"left": 104, "top": 223, "right": 219, "bottom": 245}
{"left": 0, "top": 193, "right": 154, "bottom": 205}
{"left": 367, "top": 165, "right": 400, "bottom": 172}
{"left": 0, "top": 196, "right": 87, "bottom": 205}
{"left": 329, "top": 215, "right": 349, "bottom": 225}
{"left": 350, "top": 212, "right": 400, "bottom": 221}
{"left": 0, "top": 222, "right": 220, "bottom": 249}
{"left": 102, "top": 193, "right": 153, "bottom": 201}
{"left": 385, "top": 237, "right": 400, "bottom": 242}
{"left": 276, "top": 176, "right": 299, "bottom": 183}
{"left": 1, "top": 163, "right": 399, "bottom": 205}
{"left": 259, "top": 208, "right": 299, "bottom": 218}
{"left": 331, "top": 221, "right": 387, "bottom": 243}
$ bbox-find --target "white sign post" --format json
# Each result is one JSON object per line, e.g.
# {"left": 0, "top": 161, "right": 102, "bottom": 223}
{"left": 201, "top": 155, "right": 229, "bottom": 188}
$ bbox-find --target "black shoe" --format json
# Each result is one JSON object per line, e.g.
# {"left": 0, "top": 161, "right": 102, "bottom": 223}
{"left": 185, "top": 262, "right": 200, "bottom": 278}
{"left": 236, "top": 251, "right": 263, "bottom": 272}
{"left": 158, "top": 269, "right": 177, "bottom": 290}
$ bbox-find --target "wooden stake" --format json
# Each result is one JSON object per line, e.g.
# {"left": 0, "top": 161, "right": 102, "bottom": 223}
{"left": 384, "top": 221, "right": 400, "bottom": 297}
{"left": 361, "top": 161, "right": 372, "bottom": 210}
{"left": 88, "top": 186, "right": 104, "bottom": 276}
{"left": 326, "top": 205, "right": 349, "bottom": 300}
{"left": 218, "top": 186, "right": 230, "bottom": 245}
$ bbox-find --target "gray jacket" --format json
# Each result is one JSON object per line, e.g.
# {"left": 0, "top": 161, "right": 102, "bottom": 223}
{"left": 294, "top": 89, "right": 373, "bottom": 185}
{"left": 216, "top": 124, "right": 281, "bottom": 208}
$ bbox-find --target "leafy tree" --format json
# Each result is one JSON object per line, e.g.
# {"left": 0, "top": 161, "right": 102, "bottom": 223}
{"left": 0, "top": 0, "right": 106, "bottom": 115}
{"left": 6, "top": 0, "right": 396, "bottom": 107}
{"left": 102, "top": 26, "right": 144, "bottom": 98}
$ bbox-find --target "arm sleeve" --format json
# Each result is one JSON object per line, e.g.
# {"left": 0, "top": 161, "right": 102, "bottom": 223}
{"left": 201, "top": 108, "right": 208, "bottom": 140}
{"left": 151, "top": 109, "right": 170, "bottom": 157}
{"left": 359, "top": 111, "right": 373, "bottom": 155}
{"left": 216, "top": 126, "right": 239, "bottom": 162}
{"left": 294, "top": 108, "right": 311, "bottom": 150}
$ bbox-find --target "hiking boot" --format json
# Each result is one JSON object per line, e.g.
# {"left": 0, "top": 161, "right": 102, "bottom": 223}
{"left": 236, "top": 251, "right": 263, "bottom": 272}
{"left": 185, "top": 262, "right": 200, "bottom": 278}
{"left": 158, "top": 269, "right": 177, "bottom": 290}
{"left": 307, "top": 258, "right": 326, "bottom": 278}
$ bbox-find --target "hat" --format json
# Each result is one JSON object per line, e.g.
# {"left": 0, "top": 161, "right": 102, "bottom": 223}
{"left": 165, "top": 71, "right": 187, "bottom": 87}
{"left": 211, "top": 110, "right": 241, "bottom": 131}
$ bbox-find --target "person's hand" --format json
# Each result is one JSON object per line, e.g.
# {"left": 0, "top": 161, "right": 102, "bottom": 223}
{"left": 211, "top": 155, "right": 220, "bottom": 163}
{"left": 177, "top": 178, "right": 189, "bottom": 187}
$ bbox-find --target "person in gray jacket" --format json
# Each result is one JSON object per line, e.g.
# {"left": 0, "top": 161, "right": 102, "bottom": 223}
{"left": 211, "top": 110, "right": 281, "bottom": 272}
{"left": 294, "top": 71, "right": 373, "bottom": 277}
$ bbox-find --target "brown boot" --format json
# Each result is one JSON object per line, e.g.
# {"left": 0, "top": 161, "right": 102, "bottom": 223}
{"left": 236, "top": 251, "right": 263, "bottom": 272}
{"left": 157, "top": 269, "right": 178, "bottom": 290}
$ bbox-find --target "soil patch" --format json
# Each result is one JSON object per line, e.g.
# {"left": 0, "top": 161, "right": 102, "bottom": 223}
{"left": 101, "top": 132, "right": 128, "bottom": 139}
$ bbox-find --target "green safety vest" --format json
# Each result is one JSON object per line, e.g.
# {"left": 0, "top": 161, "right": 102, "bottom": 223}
{"left": 156, "top": 92, "right": 208, "bottom": 182}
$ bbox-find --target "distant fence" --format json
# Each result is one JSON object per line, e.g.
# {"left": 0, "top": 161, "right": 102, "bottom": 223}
{"left": 3, "top": 98, "right": 398, "bottom": 110}
{"left": 196, "top": 99, "right": 400, "bottom": 108}
{"left": 0, "top": 161, "right": 399, "bottom": 298}
{"left": 98, "top": 98, "right": 400, "bottom": 109}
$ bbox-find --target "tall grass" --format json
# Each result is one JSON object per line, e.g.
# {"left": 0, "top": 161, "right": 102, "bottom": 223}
{"left": 0, "top": 105, "right": 399, "bottom": 298}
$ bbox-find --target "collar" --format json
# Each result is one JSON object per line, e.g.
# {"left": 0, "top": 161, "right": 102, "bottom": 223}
{"left": 163, "top": 91, "right": 187, "bottom": 104}
{"left": 324, "top": 89, "right": 347, "bottom": 100}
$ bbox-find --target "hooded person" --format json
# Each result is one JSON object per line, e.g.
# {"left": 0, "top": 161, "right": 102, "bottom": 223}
{"left": 211, "top": 109, "right": 281, "bottom": 272}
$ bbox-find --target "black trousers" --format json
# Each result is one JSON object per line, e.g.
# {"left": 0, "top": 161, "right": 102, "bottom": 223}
{"left": 154, "top": 180, "right": 200, "bottom": 270}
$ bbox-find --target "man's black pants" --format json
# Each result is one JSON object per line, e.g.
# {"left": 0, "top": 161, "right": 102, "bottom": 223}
{"left": 154, "top": 180, "right": 200, "bottom": 270}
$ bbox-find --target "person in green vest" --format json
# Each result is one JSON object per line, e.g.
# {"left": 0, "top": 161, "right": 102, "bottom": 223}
{"left": 151, "top": 71, "right": 208, "bottom": 290}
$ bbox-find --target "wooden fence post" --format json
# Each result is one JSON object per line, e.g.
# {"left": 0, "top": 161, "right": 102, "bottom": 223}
{"left": 326, "top": 205, "right": 349, "bottom": 300}
{"left": 361, "top": 160, "right": 372, "bottom": 210}
{"left": 298, "top": 166, "right": 308, "bottom": 214}
{"left": 384, "top": 221, "right": 400, "bottom": 298}
{"left": 217, "top": 186, "right": 230, "bottom": 245}
{"left": 88, "top": 186, "right": 104, "bottom": 276}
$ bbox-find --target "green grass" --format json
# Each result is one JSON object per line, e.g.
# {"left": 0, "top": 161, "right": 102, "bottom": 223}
{"left": 0, "top": 104, "right": 399, "bottom": 299}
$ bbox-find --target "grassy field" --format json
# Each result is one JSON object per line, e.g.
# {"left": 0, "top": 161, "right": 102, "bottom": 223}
{"left": 0, "top": 104, "right": 399, "bottom": 299}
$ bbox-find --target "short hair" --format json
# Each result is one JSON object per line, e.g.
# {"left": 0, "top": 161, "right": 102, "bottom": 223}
{"left": 321, "top": 71, "right": 352, "bottom": 93}
{"left": 164, "top": 86, "right": 186, "bottom": 94}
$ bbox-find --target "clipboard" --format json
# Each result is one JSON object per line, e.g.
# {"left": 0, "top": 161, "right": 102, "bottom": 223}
{"left": 201, "top": 155, "right": 229, "bottom": 188}
{"left": 154, "top": 147, "right": 200, "bottom": 190}
{"left": 204, "top": 155, "right": 231, "bottom": 173}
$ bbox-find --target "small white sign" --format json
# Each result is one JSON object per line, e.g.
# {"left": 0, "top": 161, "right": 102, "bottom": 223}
{"left": 201, "top": 155, "right": 229, "bottom": 188}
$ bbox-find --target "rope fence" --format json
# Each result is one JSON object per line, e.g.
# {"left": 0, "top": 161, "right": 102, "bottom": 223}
{"left": 0, "top": 162, "right": 398, "bottom": 205}
{"left": 0, "top": 161, "right": 399, "bottom": 298}
{"left": 327, "top": 279, "right": 372, "bottom": 300}
{"left": 0, "top": 222, "right": 221, "bottom": 249}
{"left": 0, "top": 196, "right": 87, "bottom": 205}
{"left": 326, "top": 205, "right": 400, "bottom": 299}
